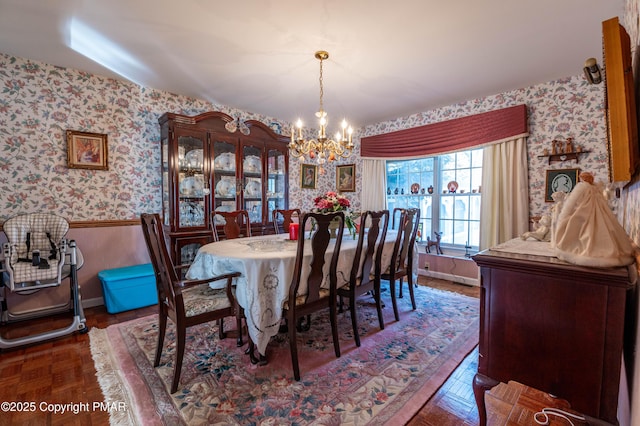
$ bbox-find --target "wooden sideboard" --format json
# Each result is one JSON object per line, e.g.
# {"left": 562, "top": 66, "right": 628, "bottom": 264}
{"left": 472, "top": 245, "right": 636, "bottom": 425}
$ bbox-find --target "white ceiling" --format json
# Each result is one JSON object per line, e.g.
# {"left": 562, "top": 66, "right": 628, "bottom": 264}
{"left": 0, "top": 0, "right": 624, "bottom": 128}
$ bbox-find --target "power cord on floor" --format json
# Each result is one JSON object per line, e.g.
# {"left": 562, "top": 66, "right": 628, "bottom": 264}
{"left": 534, "top": 407, "right": 585, "bottom": 425}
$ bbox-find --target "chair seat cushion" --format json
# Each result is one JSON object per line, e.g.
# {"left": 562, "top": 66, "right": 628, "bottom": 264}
{"left": 341, "top": 273, "right": 377, "bottom": 291}
{"left": 8, "top": 261, "right": 61, "bottom": 283}
{"left": 283, "top": 288, "right": 331, "bottom": 310}
{"left": 382, "top": 265, "right": 407, "bottom": 277}
{"left": 182, "top": 284, "right": 232, "bottom": 317}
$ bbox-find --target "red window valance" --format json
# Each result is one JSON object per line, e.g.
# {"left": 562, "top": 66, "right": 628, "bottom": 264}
{"left": 361, "top": 104, "right": 528, "bottom": 158}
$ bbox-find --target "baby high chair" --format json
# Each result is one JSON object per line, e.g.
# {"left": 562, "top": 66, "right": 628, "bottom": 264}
{"left": 0, "top": 213, "right": 87, "bottom": 349}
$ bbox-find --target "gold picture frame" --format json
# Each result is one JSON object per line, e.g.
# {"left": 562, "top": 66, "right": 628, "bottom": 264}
{"left": 66, "top": 130, "right": 108, "bottom": 170}
{"left": 300, "top": 163, "right": 317, "bottom": 189}
{"left": 336, "top": 164, "right": 355, "bottom": 192}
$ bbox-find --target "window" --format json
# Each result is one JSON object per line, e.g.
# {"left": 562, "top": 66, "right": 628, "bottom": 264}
{"left": 386, "top": 149, "right": 482, "bottom": 249}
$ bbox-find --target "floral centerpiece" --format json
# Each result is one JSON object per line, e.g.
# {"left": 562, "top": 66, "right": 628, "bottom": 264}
{"left": 312, "top": 191, "right": 356, "bottom": 236}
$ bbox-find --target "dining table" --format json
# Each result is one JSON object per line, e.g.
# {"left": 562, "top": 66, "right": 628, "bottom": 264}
{"left": 185, "top": 230, "right": 412, "bottom": 356}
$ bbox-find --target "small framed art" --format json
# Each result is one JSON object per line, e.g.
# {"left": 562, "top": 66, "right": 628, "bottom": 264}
{"left": 336, "top": 164, "right": 355, "bottom": 192}
{"left": 545, "top": 168, "right": 579, "bottom": 202}
{"left": 66, "top": 130, "right": 108, "bottom": 170}
{"left": 301, "top": 163, "right": 317, "bottom": 189}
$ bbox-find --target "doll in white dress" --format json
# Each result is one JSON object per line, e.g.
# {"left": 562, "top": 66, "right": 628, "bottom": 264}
{"left": 549, "top": 191, "right": 567, "bottom": 248}
{"left": 554, "top": 171, "right": 634, "bottom": 267}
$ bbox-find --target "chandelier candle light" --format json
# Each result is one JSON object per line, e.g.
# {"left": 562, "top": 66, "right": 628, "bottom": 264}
{"left": 289, "top": 51, "right": 354, "bottom": 164}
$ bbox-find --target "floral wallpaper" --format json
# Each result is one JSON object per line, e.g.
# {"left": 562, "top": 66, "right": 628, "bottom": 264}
{"left": 289, "top": 151, "right": 362, "bottom": 214}
{"left": 620, "top": 0, "right": 640, "bottom": 249}
{"left": 0, "top": 53, "right": 299, "bottom": 222}
{"left": 362, "top": 76, "right": 609, "bottom": 222}
{"left": 0, "top": 44, "right": 631, "bottom": 239}
{"left": 0, "top": 50, "right": 608, "bottom": 225}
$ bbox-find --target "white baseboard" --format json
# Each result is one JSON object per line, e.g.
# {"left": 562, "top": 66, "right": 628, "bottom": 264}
{"left": 418, "top": 268, "right": 479, "bottom": 287}
{"left": 82, "top": 297, "right": 104, "bottom": 309}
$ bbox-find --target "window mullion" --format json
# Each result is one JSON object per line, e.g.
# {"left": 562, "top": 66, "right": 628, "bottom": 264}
{"left": 432, "top": 157, "right": 440, "bottom": 235}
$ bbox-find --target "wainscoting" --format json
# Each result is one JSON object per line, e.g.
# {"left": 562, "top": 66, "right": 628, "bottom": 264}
{"left": 417, "top": 250, "right": 479, "bottom": 286}
{"left": 0, "top": 221, "right": 150, "bottom": 312}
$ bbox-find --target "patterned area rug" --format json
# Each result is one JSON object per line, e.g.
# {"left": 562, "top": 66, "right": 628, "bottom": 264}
{"left": 90, "top": 284, "right": 479, "bottom": 425}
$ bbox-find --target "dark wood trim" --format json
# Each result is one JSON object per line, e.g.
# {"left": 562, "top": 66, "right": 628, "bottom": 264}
{"left": 0, "top": 219, "right": 140, "bottom": 232}
{"left": 69, "top": 219, "right": 140, "bottom": 228}
{"left": 473, "top": 249, "right": 633, "bottom": 288}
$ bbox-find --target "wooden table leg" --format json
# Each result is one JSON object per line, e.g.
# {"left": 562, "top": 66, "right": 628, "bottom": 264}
{"left": 473, "top": 373, "right": 499, "bottom": 426}
{"left": 245, "top": 338, "right": 267, "bottom": 366}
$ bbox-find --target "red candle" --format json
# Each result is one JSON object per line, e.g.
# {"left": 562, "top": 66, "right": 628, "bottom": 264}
{"left": 289, "top": 223, "right": 299, "bottom": 240}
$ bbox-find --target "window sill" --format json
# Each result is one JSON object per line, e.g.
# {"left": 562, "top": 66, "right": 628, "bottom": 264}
{"left": 417, "top": 244, "right": 477, "bottom": 259}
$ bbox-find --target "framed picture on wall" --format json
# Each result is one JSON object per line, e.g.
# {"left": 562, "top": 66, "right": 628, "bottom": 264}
{"left": 301, "top": 163, "right": 317, "bottom": 189}
{"left": 336, "top": 164, "right": 356, "bottom": 192}
{"left": 66, "top": 130, "right": 108, "bottom": 170}
{"left": 545, "top": 168, "right": 579, "bottom": 202}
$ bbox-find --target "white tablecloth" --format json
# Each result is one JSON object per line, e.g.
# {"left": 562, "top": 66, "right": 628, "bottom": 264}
{"left": 186, "top": 232, "right": 401, "bottom": 354}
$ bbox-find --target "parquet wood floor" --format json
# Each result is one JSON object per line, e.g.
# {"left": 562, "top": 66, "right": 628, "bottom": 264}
{"left": 406, "top": 278, "right": 481, "bottom": 426}
{"left": 0, "top": 277, "right": 481, "bottom": 425}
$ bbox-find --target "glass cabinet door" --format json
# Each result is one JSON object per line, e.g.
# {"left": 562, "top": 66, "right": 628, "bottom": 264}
{"left": 212, "top": 138, "right": 238, "bottom": 227}
{"left": 161, "top": 136, "right": 170, "bottom": 226}
{"left": 242, "top": 144, "right": 263, "bottom": 224}
{"left": 177, "top": 135, "right": 205, "bottom": 228}
{"left": 266, "top": 147, "right": 287, "bottom": 223}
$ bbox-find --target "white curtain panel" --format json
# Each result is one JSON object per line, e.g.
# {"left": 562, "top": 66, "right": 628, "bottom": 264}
{"left": 479, "top": 137, "right": 530, "bottom": 250}
{"left": 361, "top": 159, "right": 387, "bottom": 212}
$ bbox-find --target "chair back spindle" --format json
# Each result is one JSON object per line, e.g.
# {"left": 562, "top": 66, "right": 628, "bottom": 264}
{"left": 285, "top": 211, "right": 344, "bottom": 380}
{"left": 339, "top": 210, "right": 389, "bottom": 346}
{"left": 272, "top": 208, "right": 301, "bottom": 234}
{"left": 382, "top": 208, "right": 420, "bottom": 321}
{"left": 211, "top": 210, "right": 251, "bottom": 241}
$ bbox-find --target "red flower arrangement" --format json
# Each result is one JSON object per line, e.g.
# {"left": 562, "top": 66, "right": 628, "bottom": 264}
{"left": 313, "top": 191, "right": 350, "bottom": 212}
{"left": 312, "top": 191, "right": 355, "bottom": 234}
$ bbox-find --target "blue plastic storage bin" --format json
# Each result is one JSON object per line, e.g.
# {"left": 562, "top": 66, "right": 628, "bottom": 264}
{"left": 98, "top": 263, "right": 157, "bottom": 314}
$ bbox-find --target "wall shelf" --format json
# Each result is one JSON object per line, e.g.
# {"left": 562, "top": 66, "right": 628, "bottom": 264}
{"left": 537, "top": 150, "right": 590, "bottom": 165}
{"left": 387, "top": 192, "right": 481, "bottom": 197}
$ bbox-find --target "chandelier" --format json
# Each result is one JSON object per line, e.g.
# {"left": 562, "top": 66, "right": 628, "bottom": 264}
{"left": 289, "top": 51, "right": 353, "bottom": 164}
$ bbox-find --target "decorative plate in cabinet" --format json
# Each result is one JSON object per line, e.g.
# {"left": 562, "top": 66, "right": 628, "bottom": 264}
{"left": 216, "top": 177, "right": 236, "bottom": 197}
{"left": 243, "top": 155, "right": 261, "bottom": 173}
{"left": 214, "top": 152, "right": 236, "bottom": 171}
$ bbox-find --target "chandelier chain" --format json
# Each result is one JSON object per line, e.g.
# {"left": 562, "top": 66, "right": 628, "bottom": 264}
{"left": 318, "top": 57, "right": 324, "bottom": 114}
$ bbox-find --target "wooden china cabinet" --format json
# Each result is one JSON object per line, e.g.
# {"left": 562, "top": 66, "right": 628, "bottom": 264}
{"left": 159, "top": 111, "right": 290, "bottom": 264}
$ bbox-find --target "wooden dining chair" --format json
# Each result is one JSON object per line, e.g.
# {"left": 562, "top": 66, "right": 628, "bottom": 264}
{"left": 391, "top": 207, "right": 404, "bottom": 229}
{"left": 272, "top": 208, "right": 301, "bottom": 234}
{"left": 140, "top": 213, "right": 242, "bottom": 393}
{"left": 211, "top": 210, "right": 251, "bottom": 241}
{"left": 381, "top": 208, "right": 420, "bottom": 321}
{"left": 337, "top": 210, "right": 389, "bottom": 347}
{"left": 284, "top": 211, "right": 345, "bottom": 381}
